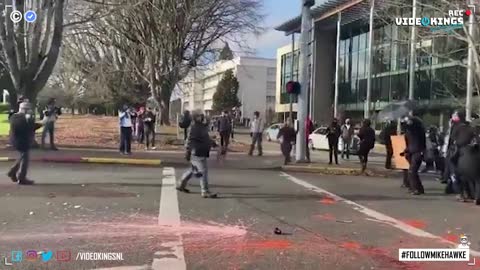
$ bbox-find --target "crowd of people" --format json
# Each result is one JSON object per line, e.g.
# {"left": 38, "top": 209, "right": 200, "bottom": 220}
{"left": 118, "top": 105, "right": 158, "bottom": 155}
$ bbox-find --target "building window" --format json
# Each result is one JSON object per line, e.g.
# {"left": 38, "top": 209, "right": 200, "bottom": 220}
{"left": 267, "top": 68, "right": 276, "bottom": 76}
{"left": 267, "top": 81, "right": 276, "bottom": 90}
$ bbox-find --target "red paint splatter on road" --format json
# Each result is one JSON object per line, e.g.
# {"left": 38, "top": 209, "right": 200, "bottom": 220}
{"left": 401, "top": 219, "right": 427, "bottom": 229}
{"left": 312, "top": 213, "right": 336, "bottom": 221}
{"left": 230, "top": 240, "right": 293, "bottom": 250}
{"left": 341, "top": 241, "right": 361, "bottom": 250}
{"left": 319, "top": 197, "right": 336, "bottom": 205}
{"left": 442, "top": 233, "right": 458, "bottom": 242}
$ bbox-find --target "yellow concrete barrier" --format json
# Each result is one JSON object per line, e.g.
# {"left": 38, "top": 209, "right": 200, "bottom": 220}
{"left": 82, "top": 157, "right": 161, "bottom": 166}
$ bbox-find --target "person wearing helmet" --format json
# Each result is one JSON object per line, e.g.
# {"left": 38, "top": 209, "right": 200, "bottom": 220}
{"left": 177, "top": 110, "right": 218, "bottom": 198}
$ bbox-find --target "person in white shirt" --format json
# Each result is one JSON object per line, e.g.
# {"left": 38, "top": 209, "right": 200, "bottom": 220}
{"left": 248, "top": 111, "right": 264, "bottom": 156}
{"left": 41, "top": 98, "right": 61, "bottom": 150}
{"left": 119, "top": 104, "right": 133, "bottom": 155}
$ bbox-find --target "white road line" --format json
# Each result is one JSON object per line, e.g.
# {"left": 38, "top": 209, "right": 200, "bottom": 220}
{"left": 152, "top": 167, "right": 186, "bottom": 270}
{"left": 281, "top": 172, "right": 480, "bottom": 257}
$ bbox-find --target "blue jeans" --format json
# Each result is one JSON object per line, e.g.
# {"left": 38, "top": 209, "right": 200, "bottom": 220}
{"left": 179, "top": 156, "right": 209, "bottom": 193}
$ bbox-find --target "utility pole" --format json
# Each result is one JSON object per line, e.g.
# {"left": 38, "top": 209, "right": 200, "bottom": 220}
{"left": 365, "top": 0, "right": 375, "bottom": 119}
{"left": 408, "top": 0, "right": 417, "bottom": 100}
{"left": 296, "top": 0, "right": 313, "bottom": 162}
{"left": 289, "top": 33, "right": 295, "bottom": 125}
{"left": 466, "top": 0, "right": 475, "bottom": 122}
{"left": 334, "top": 12, "right": 341, "bottom": 118}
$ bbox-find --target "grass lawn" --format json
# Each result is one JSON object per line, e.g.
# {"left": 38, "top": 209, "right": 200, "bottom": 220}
{"left": 0, "top": 114, "right": 9, "bottom": 136}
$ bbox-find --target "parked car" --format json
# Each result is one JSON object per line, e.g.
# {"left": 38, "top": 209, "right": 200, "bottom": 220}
{"left": 264, "top": 123, "right": 282, "bottom": 141}
{"left": 308, "top": 126, "right": 360, "bottom": 154}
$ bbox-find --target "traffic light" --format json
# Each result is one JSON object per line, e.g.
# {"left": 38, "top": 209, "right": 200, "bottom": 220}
{"left": 286, "top": 81, "right": 301, "bottom": 95}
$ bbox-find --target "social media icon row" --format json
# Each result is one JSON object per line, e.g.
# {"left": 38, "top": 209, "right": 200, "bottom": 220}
{"left": 10, "top": 10, "right": 37, "bottom": 23}
{"left": 9, "top": 250, "right": 70, "bottom": 263}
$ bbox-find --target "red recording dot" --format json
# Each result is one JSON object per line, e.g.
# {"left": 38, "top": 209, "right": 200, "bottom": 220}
{"left": 466, "top": 10, "right": 472, "bottom": 16}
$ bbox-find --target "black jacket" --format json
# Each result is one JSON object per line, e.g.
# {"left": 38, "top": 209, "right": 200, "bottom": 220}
{"left": 404, "top": 117, "right": 426, "bottom": 154}
{"left": 358, "top": 126, "right": 376, "bottom": 149}
{"left": 326, "top": 123, "right": 341, "bottom": 142}
{"left": 187, "top": 122, "right": 214, "bottom": 158}
{"left": 217, "top": 116, "right": 232, "bottom": 133}
{"left": 451, "top": 122, "right": 476, "bottom": 148}
{"left": 143, "top": 111, "right": 156, "bottom": 129}
{"left": 10, "top": 113, "right": 35, "bottom": 152}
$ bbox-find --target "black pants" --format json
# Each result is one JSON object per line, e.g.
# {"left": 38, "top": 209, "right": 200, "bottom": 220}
{"left": 120, "top": 127, "right": 132, "bottom": 153}
{"left": 385, "top": 143, "right": 393, "bottom": 169}
{"left": 8, "top": 150, "right": 29, "bottom": 181}
{"left": 342, "top": 139, "right": 351, "bottom": 159}
{"left": 220, "top": 131, "right": 230, "bottom": 154}
{"left": 407, "top": 152, "right": 424, "bottom": 193}
{"left": 183, "top": 128, "right": 188, "bottom": 141}
{"left": 328, "top": 140, "right": 339, "bottom": 164}
{"left": 281, "top": 143, "right": 293, "bottom": 164}
{"left": 145, "top": 126, "right": 155, "bottom": 148}
{"left": 137, "top": 126, "right": 144, "bottom": 143}
{"left": 358, "top": 145, "right": 371, "bottom": 171}
{"left": 41, "top": 122, "right": 55, "bottom": 148}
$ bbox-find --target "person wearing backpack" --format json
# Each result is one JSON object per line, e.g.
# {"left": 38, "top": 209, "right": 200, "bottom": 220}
{"left": 179, "top": 110, "right": 192, "bottom": 141}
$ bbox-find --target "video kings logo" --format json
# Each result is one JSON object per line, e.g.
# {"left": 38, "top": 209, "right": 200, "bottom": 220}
{"left": 395, "top": 5, "right": 475, "bottom": 27}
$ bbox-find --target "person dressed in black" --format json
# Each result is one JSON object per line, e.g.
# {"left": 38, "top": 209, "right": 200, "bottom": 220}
{"left": 8, "top": 101, "right": 35, "bottom": 185}
{"left": 422, "top": 126, "right": 441, "bottom": 173}
{"left": 358, "top": 119, "right": 376, "bottom": 172}
{"left": 143, "top": 107, "right": 156, "bottom": 150}
{"left": 177, "top": 110, "right": 217, "bottom": 198}
{"left": 401, "top": 112, "right": 426, "bottom": 195}
{"left": 179, "top": 110, "right": 192, "bottom": 141}
{"left": 277, "top": 121, "right": 296, "bottom": 165}
{"left": 381, "top": 120, "right": 397, "bottom": 169}
{"left": 449, "top": 111, "right": 476, "bottom": 201}
{"left": 217, "top": 111, "right": 232, "bottom": 155}
{"left": 326, "top": 118, "right": 341, "bottom": 165}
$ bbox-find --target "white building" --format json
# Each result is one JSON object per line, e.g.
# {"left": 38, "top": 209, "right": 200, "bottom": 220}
{"left": 180, "top": 57, "right": 276, "bottom": 121}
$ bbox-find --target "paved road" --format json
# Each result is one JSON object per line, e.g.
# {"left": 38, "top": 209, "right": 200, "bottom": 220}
{"left": 0, "top": 161, "right": 477, "bottom": 270}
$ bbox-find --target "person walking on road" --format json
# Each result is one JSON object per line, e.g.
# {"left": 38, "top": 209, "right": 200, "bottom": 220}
{"left": 179, "top": 110, "right": 192, "bottom": 141}
{"left": 144, "top": 107, "right": 156, "bottom": 150}
{"left": 358, "top": 119, "right": 376, "bottom": 172}
{"left": 326, "top": 118, "right": 341, "bottom": 165}
{"left": 401, "top": 111, "right": 426, "bottom": 195}
{"left": 341, "top": 118, "right": 354, "bottom": 160}
{"left": 119, "top": 105, "right": 133, "bottom": 155}
{"left": 41, "top": 98, "right": 60, "bottom": 150}
{"left": 277, "top": 121, "right": 296, "bottom": 165}
{"left": 8, "top": 101, "right": 36, "bottom": 185}
{"left": 217, "top": 111, "right": 232, "bottom": 155}
{"left": 380, "top": 120, "right": 397, "bottom": 169}
{"left": 248, "top": 111, "right": 264, "bottom": 156}
{"left": 177, "top": 110, "right": 218, "bottom": 198}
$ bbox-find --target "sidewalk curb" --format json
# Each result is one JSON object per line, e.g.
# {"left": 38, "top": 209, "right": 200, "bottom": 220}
{"left": 281, "top": 165, "right": 395, "bottom": 177}
{"left": 0, "top": 156, "right": 162, "bottom": 166}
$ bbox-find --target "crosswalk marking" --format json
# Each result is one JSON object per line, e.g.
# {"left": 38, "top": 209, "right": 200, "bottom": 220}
{"left": 152, "top": 167, "right": 186, "bottom": 270}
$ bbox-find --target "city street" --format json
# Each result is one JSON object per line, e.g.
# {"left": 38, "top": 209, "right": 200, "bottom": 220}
{"left": 0, "top": 159, "right": 478, "bottom": 270}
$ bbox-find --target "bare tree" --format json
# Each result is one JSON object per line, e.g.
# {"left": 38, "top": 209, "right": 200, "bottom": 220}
{"left": 99, "top": 0, "right": 263, "bottom": 124}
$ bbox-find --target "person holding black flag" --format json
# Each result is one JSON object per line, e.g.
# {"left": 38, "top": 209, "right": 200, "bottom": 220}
{"left": 7, "top": 101, "right": 36, "bottom": 185}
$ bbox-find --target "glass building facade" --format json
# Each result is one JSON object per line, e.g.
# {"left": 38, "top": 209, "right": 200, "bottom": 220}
{"left": 279, "top": 50, "right": 300, "bottom": 104}
{"left": 337, "top": 7, "right": 469, "bottom": 113}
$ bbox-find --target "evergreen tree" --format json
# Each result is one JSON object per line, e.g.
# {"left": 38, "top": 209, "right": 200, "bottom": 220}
{"left": 212, "top": 70, "right": 241, "bottom": 113}
{"left": 219, "top": 42, "right": 234, "bottom": 61}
